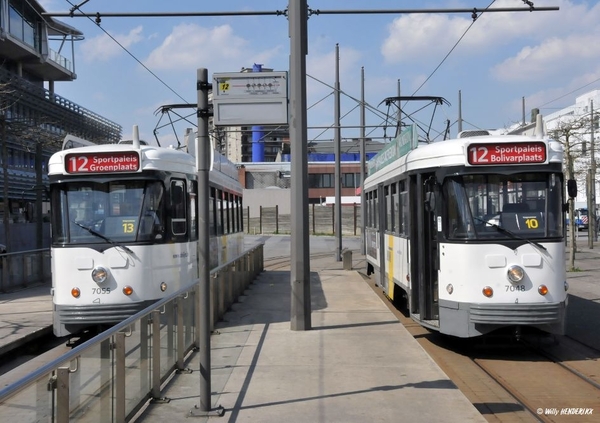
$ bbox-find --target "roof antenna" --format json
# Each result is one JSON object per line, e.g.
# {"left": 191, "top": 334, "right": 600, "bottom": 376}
{"left": 132, "top": 125, "right": 141, "bottom": 149}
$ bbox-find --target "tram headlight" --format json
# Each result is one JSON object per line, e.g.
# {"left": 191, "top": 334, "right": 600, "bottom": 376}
{"left": 564, "top": 281, "right": 569, "bottom": 291}
{"left": 506, "top": 265, "right": 524, "bottom": 283}
{"left": 123, "top": 286, "right": 133, "bottom": 296}
{"left": 91, "top": 266, "right": 108, "bottom": 284}
{"left": 160, "top": 282, "right": 168, "bottom": 292}
{"left": 71, "top": 287, "right": 81, "bottom": 298}
{"left": 538, "top": 285, "right": 549, "bottom": 296}
{"left": 446, "top": 284, "right": 454, "bottom": 295}
{"left": 482, "top": 286, "right": 494, "bottom": 298}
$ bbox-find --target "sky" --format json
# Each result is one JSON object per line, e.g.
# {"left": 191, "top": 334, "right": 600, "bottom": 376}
{"left": 38, "top": 0, "right": 600, "bottom": 148}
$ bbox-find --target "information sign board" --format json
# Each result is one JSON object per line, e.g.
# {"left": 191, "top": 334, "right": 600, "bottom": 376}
{"left": 212, "top": 71, "right": 289, "bottom": 126}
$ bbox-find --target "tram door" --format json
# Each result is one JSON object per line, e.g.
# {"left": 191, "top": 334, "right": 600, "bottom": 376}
{"left": 409, "top": 173, "right": 439, "bottom": 323}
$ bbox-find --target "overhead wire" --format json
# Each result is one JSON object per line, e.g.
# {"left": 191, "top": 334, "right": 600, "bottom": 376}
{"left": 409, "top": 0, "right": 496, "bottom": 99}
{"left": 63, "top": 0, "right": 190, "bottom": 106}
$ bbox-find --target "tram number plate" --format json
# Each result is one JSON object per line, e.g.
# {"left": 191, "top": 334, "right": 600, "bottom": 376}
{"left": 92, "top": 288, "right": 111, "bottom": 294}
{"left": 505, "top": 285, "right": 526, "bottom": 292}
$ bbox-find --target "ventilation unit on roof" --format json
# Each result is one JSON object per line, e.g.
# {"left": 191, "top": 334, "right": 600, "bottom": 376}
{"left": 457, "top": 130, "right": 491, "bottom": 138}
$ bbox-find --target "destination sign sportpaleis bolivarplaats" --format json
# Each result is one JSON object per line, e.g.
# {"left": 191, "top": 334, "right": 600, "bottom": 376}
{"left": 65, "top": 152, "right": 140, "bottom": 174}
{"left": 467, "top": 142, "right": 546, "bottom": 165}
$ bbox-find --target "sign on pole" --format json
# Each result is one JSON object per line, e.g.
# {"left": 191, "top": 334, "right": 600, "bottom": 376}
{"left": 212, "top": 71, "right": 289, "bottom": 126}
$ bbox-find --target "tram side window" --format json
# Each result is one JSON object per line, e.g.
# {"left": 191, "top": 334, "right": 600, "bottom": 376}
{"left": 237, "top": 196, "right": 244, "bottom": 232}
{"left": 216, "top": 189, "right": 224, "bottom": 235}
{"left": 170, "top": 180, "right": 187, "bottom": 236}
{"left": 189, "top": 183, "right": 198, "bottom": 241}
{"left": 373, "top": 191, "right": 378, "bottom": 229}
{"left": 365, "top": 191, "right": 370, "bottom": 227}
{"left": 399, "top": 180, "right": 407, "bottom": 236}
{"left": 392, "top": 183, "right": 398, "bottom": 233}
{"left": 385, "top": 186, "right": 391, "bottom": 232}
{"left": 209, "top": 187, "right": 216, "bottom": 236}
{"left": 225, "top": 192, "right": 231, "bottom": 234}
{"left": 230, "top": 193, "right": 236, "bottom": 233}
{"left": 234, "top": 194, "right": 242, "bottom": 233}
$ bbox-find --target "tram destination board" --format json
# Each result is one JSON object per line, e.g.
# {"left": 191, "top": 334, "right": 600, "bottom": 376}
{"left": 467, "top": 141, "right": 547, "bottom": 166}
{"left": 65, "top": 151, "right": 141, "bottom": 174}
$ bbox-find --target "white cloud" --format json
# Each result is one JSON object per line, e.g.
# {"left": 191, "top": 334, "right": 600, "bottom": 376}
{"left": 36, "top": 0, "right": 55, "bottom": 10}
{"left": 381, "top": 14, "right": 471, "bottom": 64}
{"left": 307, "top": 46, "right": 362, "bottom": 93}
{"left": 491, "top": 34, "right": 600, "bottom": 82}
{"left": 144, "top": 23, "right": 281, "bottom": 72}
{"left": 80, "top": 26, "right": 144, "bottom": 63}
{"left": 145, "top": 24, "right": 245, "bottom": 69}
{"left": 380, "top": 0, "right": 597, "bottom": 65}
{"left": 522, "top": 67, "right": 600, "bottom": 115}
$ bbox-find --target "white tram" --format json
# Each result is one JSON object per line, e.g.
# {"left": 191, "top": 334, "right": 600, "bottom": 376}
{"left": 49, "top": 130, "right": 244, "bottom": 337}
{"left": 364, "top": 120, "right": 575, "bottom": 338}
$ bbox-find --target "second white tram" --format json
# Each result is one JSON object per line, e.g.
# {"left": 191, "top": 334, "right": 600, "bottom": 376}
{"left": 49, "top": 131, "right": 244, "bottom": 337}
{"left": 364, "top": 122, "right": 574, "bottom": 338}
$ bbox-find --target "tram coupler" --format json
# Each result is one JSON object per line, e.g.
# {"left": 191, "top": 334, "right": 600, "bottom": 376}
{"left": 513, "top": 326, "right": 522, "bottom": 342}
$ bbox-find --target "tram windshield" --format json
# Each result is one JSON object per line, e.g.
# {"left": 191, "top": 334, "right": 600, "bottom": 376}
{"left": 444, "top": 172, "right": 563, "bottom": 240}
{"left": 51, "top": 180, "right": 165, "bottom": 244}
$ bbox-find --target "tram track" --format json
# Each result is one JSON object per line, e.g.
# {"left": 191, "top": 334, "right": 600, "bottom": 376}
{"left": 359, "top": 271, "right": 600, "bottom": 423}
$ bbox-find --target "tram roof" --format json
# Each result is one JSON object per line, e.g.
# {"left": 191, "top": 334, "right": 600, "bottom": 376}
{"left": 364, "top": 134, "right": 564, "bottom": 188}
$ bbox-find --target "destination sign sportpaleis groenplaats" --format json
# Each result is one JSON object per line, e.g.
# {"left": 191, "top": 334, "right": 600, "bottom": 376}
{"left": 65, "top": 152, "right": 140, "bottom": 174}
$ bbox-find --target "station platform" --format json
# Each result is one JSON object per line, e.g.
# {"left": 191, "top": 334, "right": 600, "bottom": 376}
{"left": 135, "top": 246, "right": 485, "bottom": 423}
{"left": 0, "top": 248, "right": 485, "bottom": 422}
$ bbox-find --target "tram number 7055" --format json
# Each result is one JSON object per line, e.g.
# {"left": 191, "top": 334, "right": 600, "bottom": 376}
{"left": 506, "top": 285, "right": 526, "bottom": 292}
{"left": 92, "top": 288, "right": 111, "bottom": 294}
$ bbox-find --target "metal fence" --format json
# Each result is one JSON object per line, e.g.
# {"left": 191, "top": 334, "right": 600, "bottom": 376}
{"left": 0, "top": 244, "right": 264, "bottom": 423}
{"left": 246, "top": 204, "right": 362, "bottom": 236}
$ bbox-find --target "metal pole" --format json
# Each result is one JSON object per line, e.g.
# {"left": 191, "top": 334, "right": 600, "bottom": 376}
{"left": 360, "top": 66, "right": 366, "bottom": 255}
{"left": 289, "top": 0, "right": 311, "bottom": 331}
{"left": 190, "top": 68, "right": 223, "bottom": 417}
{"left": 457, "top": 90, "right": 462, "bottom": 134}
{"left": 35, "top": 143, "right": 43, "bottom": 249}
{"left": 591, "top": 99, "right": 597, "bottom": 243}
{"left": 334, "top": 43, "right": 342, "bottom": 261}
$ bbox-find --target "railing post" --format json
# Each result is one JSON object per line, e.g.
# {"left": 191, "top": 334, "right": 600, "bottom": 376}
{"left": 194, "top": 284, "right": 201, "bottom": 349}
{"left": 312, "top": 203, "right": 315, "bottom": 234}
{"left": 56, "top": 367, "right": 70, "bottom": 423}
{"left": 151, "top": 310, "right": 161, "bottom": 399}
{"left": 354, "top": 202, "right": 357, "bottom": 235}
{"left": 116, "top": 332, "right": 126, "bottom": 423}
{"left": 140, "top": 315, "right": 150, "bottom": 392}
{"left": 177, "top": 297, "right": 184, "bottom": 370}
{"left": 332, "top": 204, "right": 335, "bottom": 235}
{"left": 246, "top": 205, "right": 250, "bottom": 233}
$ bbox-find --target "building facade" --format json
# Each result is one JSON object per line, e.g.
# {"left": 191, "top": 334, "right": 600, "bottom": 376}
{"left": 544, "top": 90, "right": 600, "bottom": 207}
{"left": 0, "top": 0, "right": 121, "bottom": 225}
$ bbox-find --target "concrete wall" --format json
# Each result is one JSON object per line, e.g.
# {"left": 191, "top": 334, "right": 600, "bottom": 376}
{"left": 243, "top": 188, "right": 291, "bottom": 218}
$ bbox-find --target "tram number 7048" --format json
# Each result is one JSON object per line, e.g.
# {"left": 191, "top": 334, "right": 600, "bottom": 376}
{"left": 506, "top": 285, "right": 526, "bottom": 292}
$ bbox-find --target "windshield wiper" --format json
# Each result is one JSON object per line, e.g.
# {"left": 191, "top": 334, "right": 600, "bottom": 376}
{"left": 474, "top": 217, "right": 547, "bottom": 252}
{"left": 72, "top": 221, "right": 134, "bottom": 255}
